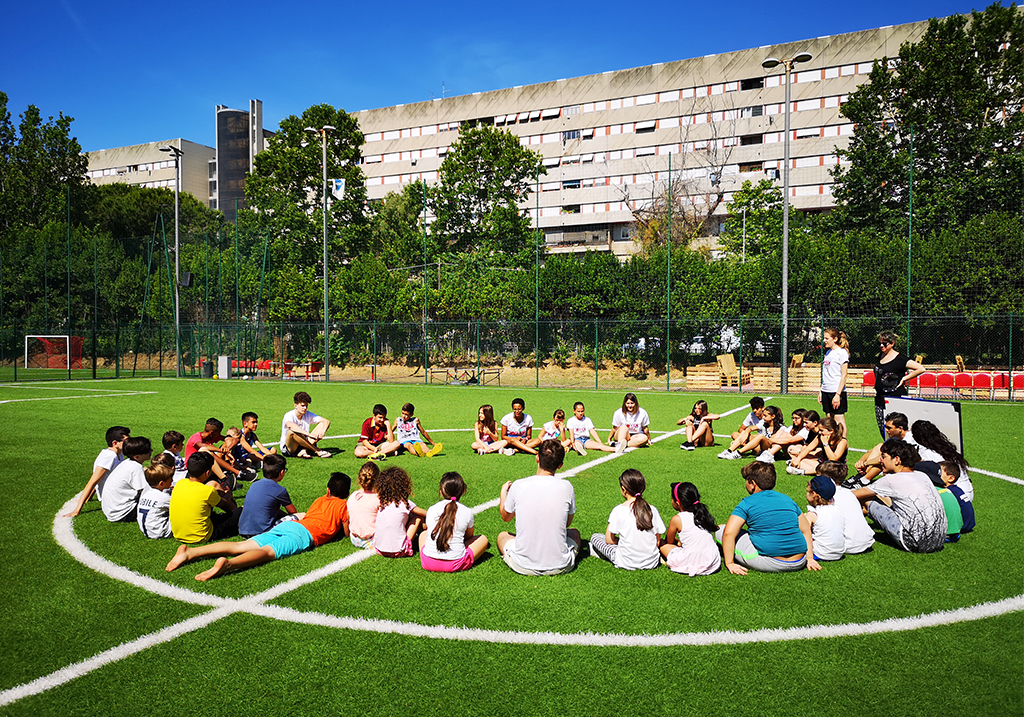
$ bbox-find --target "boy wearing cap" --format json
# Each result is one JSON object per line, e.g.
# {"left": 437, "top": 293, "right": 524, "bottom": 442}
{"left": 804, "top": 475, "right": 846, "bottom": 561}
{"left": 817, "top": 460, "right": 874, "bottom": 555}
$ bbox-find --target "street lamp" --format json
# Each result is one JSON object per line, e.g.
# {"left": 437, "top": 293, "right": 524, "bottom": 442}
{"left": 762, "top": 51, "right": 812, "bottom": 394}
{"left": 304, "top": 125, "right": 336, "bottom": 382}
{"left": 159, "top": 144, "right": 183, "bottom": 377}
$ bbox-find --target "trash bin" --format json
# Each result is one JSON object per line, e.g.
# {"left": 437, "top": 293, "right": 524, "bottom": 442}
{"left": 202, "top": 360, "right": 214, "bottom": 379}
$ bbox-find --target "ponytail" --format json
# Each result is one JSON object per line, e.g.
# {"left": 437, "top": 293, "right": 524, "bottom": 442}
{"left": 671, "top": 481, "right": 718, "bottom": 534}
{"left": 431, "top": 472, "right": 466, "bottom": 552}
{"left": 620, "top": 469, "right": 653, "bottom": 532}
{"left": 826, "top": 327, "right": 849, "bottom": 351}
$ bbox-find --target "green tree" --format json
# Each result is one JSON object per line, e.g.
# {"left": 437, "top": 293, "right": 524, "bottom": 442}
{"left": 720, "top": 179, "right": 783, "bottom": 258}
{"left": 369, "top": 180, "right": 430, "bottom": 269}
{"left": 0, "top": 92, "right": 88, "bottom": 237}
{"left": 241, "top": 104, "right": 368, "bottom": 268}
{"left": 430, "top": 124, "right": 544, "bottom": 261}
{"left": 831, "top": 3, "right": 1024, "bottom": 233}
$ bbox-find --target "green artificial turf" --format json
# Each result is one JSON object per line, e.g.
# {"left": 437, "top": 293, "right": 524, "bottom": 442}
{"left": 0, "top": 379, "right": 1021, "bottom": 715}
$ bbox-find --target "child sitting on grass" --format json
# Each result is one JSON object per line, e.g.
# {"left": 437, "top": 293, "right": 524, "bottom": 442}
{"left": 718, "top": 397, "right": 765, "bottom": 459}
{"left": 100, "top": 436, "right": 153, "bottom": 523}
{"left": 137, "top": 462, "right": 174, "bottom": 539}
{"left": 659, "top": 482, "right": 721, "bottom": 576}
{"left": 348, "top": 462, "right": 381, "bottom": 549}
{"left": 170, "top": 452, "right": 240, "bottom": 544}
{"left": 374, "top": 466, "right": 427, "bottom": 558}
{"left": 65, "top": 426, "right": 130, "bottom": 518}
{"left": 161, "top": 430, "right": 188, "bottom": 486}
{"left": 804, "top": 475, "right": 845, "bottom": 561}
{"left": 394, "top": 403, "right": 443, "bottom": 457}
{"left": 238, "top": 454, "right": 300, "bottom": 538}
{"left": 589, "top": 469, "right": 665, "bottom": 570}
{"left": 678, "top": 400, "right": 721, "bottom": 451}
{"left": 237, "top": 411, "right": 275, "bottom": 469}
{"left": 565, "top": 401, "right": 615, "bottom": 457}
{"left": 718, "top": 461, "right": 820, "bottom": 575}
{"left": 166, "top": 472, "right": 350, "bottom": 581}
{"left": 420, "top": 472, "right": 488, "bottom": 572}
{"left": 939, "top": 460, "right": 975, "bottom": 534}
{"left": 501, "top": 398, "right": 537, "bottom": 456}
{"left": 472, "top": 404, "right": 509, "bottom": 455}
{"left": 817, "top": 460, "right": 874, "bottom": 555}
{"left": 538, "top": 409, "right": 569, "bottom": 448}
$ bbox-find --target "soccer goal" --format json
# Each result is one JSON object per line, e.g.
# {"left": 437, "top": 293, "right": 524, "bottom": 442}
{"left": 24, "top": 335, "right": 84, "bottom": 369}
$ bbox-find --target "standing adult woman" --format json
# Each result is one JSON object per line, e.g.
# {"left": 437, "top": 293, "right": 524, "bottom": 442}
{"left": 872, "top": 330, "right": 925, "bottom": 439}
{"left": 818, "top": 328, "right": 850, "bottom": 433}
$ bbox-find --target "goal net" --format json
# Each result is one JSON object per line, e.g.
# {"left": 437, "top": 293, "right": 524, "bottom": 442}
{"left": 24, "top": 335, "right": 84, "bottom": 369}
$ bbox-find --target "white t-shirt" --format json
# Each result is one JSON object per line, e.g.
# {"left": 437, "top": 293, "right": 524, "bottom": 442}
{"left": 504, "top": 474, "right": 576, "bottom": 572}
{"left": 375, "top": 499, "right": 417, "bottom": 553}
{"left": 566, "top": 416, "right": 595, "bottom": 440}
{"left": 422, "top": 500, "right": 475, "bottom": 560}
{"left": 100, "top": 459, "right": 147, "bottom": 522}
{"left": 137, "top": 487, "right": 172, "bottom": 539}
{"left": 741, "top": 411, "right": 763, "bottom": 430}
{"left": 92, "top": 448, "right": 123, "bottom": 499}
{"left": 821, "top": 346, "right": 850, "bottom": 392}
{"left": 540, "top": 421, "right": 562, "bottom": 441}
{"left": 163, "top": 449, "right": 188, "bottom": 486}
{"left": 611, "top": 408, "right": 650, "bottom": 435}
{"left": 500, "top": 412, "right": 534, "bottom": 440}
{"left": 280, "top": 408, "right": 323, "bottom": 446}
{"left": 807, "top": 502, "right": 846, "bottom": 561}
{"left": 606, "top": 501, "right": 666, "bottom": 570}
{"left": 833, "top": 487, "right": 875, "bottom": 554}
{"left": 394, "top": 416, "right": 422, "bottom": 444}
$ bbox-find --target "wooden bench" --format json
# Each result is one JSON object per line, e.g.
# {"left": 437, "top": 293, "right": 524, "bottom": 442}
{"left": 717, "top": 354, "right": 752, "bottom": 387}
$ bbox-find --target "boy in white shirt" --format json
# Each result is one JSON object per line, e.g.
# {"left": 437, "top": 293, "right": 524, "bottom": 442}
{"left": 65, "top": 426, "right": 130, "bottom": 518}
{"left": 818, "top": 460, "right": 874, "bottom": 555}
{"left": 138, "top": 463, "right": 174, "bottom": 539}
{"left": 804, "top": 475, "right": 846, "bottom": 561}
{"left": 100, "top": 436, "right": 153, "bottom": 523}
{"left": 280, "top": 391, "right": 333, "bottom": 459}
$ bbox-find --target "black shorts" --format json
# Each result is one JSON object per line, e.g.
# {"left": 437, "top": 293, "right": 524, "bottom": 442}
{"left": 820, "top": 390, "right": 848, "bottom": 415}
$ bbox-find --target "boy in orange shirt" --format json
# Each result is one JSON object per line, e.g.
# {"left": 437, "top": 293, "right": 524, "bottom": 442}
{"left": 166, "top": 470, "right": 350, "bottom": 580}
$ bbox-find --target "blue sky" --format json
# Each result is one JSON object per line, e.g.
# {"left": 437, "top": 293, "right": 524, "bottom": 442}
{"left": 2, "top": 0, "right": 987, "bottom": 152}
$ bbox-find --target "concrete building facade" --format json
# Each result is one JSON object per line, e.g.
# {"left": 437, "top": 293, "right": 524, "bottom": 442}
{"left": 86, "top": 139, "right": 214, "bottom": 204}
{"left": 212, "top": 99, "right": 273, "bottom": 223}
{"left": 352, "top": 21, "right": 929, "bottom": 257}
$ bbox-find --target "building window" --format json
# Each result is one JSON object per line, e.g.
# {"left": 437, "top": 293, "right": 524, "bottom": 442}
{"left": 740, "top": 134, "right": 764, "bottom": 146}
{"left": 561, "top": 129, "right": 581, "bottom": 142}
{"left": 563, "top": 180, "right": 581, "bottom": 190}
{"left": 635, "top": 120, "right": 656, "bottom": 133}
{"left": 739, "top": 162, "right": 763, "bottom": 173}
{"left": 740, "top": 77, "right": 765, "bottom": 91}
{"left": 561, "top": 205, "right": 581, "bottom": 214}
{"left": 740, "top": 105, "right": 764, "bottom": 118}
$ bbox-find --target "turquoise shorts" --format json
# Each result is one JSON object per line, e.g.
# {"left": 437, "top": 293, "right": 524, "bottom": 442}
{"left": 252, "top": 521, "right": 313, "bottom": 559}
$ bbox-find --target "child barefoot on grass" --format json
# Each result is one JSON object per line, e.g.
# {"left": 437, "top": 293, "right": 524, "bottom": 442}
{"left": 565, "top": 402, "right": 615, "bottom": 457}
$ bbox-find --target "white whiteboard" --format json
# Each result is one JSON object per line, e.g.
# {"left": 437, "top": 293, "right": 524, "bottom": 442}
{"left": 883, "top": 396, "right": 964, "bottom": 458}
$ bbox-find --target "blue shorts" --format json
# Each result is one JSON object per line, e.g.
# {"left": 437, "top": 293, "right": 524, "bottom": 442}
{"left": 575, "top": 436, "right": 590, "bottom": 445}
{"left": 252, "top": 521, "right": 314, "bottom": 559}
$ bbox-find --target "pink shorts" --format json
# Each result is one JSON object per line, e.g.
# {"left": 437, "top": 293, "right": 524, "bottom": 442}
{"left": 376, "top": 536, "right": 414, "bottom": 558}
{"left": 420, "top": 546, "right": 475, "bottom": 572}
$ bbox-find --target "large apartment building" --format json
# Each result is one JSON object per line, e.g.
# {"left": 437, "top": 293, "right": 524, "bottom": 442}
{"left": 86, "top": 139, "right": 214, "bottom": 205}
{"left": 352, "top": 20, "right": 929, "bottom": 257}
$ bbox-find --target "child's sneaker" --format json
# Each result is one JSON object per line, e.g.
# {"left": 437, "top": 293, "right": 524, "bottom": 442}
{"left": 239, "top": 467, "right": 258, "bottom": 481}
{"left": 786, "top": 464, "right": 805, "bottom": 475}
{"left": 756, "top": 450, "right": 775, "bottom": 463}
{"left": 426, "top": 443, "right": 443, "bottom": 457}
{"left": 717, "top": 448, "right": 732, "bottom": 459}
{"left": 724, "top": 450, "right": 742, "bottom": 460}
{"left": 369, "top": 451, "right": 386, "bottom": 461}
{"left": 841, "top": 474, "right": 870, "bottom": 490}
{"left": 502, "top": 447, "right": 515, "bottom": 456}
{"left": 477, "top": 448, "right": 486, "bottom": 455}
{"left": 680, "top": 441, "right": 695, "bottom": 451}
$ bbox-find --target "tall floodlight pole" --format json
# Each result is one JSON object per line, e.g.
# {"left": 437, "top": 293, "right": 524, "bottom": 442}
{"left": 305, "top": 125, "right": 335, "bottom": 381}
{"left": 762, "top": 51, "right": 812, "bottom": 395}
{"left": 159, "top": 144, "right": 184, "bottom": 376}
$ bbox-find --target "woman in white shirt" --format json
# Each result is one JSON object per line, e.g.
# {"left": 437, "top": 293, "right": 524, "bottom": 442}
{"left": 818, "top": 328, "right": 850, "bottom": 433}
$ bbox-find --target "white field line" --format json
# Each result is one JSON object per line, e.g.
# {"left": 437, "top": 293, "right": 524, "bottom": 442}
{"left": 247, "top": 593, "right": 1024, "bottom": 648}
{"left": 0, "top": 391, "right": 157, "bottom": 405}
{"left": 0, "top": 385, "right": 144, "bottom": 392}
{"left": 11, "top": 396, "right": 1021, "bottom": 706}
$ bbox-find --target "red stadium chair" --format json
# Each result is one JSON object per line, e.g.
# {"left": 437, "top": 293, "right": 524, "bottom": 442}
{"left": 954, "top": 372, "right": 973, "bottom": 398}
{"left": 1013, "top": 373, "right": 1024, "bottom": 398}
{"left": 992, "top": 372, "right": 1009, "bottom": 390}
{"left": 918, "top": 372, "right": 937, "bottom": 397}
{"left": 936, "top": 373, "right": 955, "bottom": 398}
{"left": 972, "top": 372, "right": 992, "bottom": 399}
{"left": 906, "top": 374, "right": 919, "bottom": 396}
{"left": 861, "top": 370, "right": 875, "bottom": 396}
